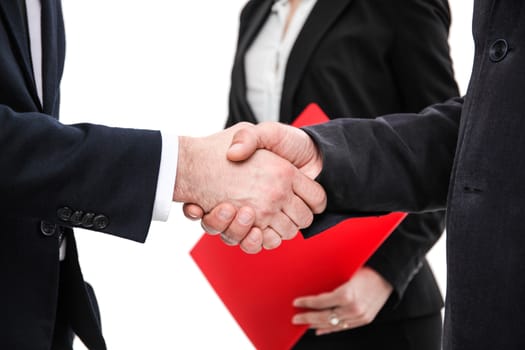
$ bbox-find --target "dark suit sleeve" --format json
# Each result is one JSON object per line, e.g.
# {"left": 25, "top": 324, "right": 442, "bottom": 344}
{"left": 366, "top": 211, "right": 444, "bottom": 299}
{"left": 387, "top": 0, "right": 457, "bottom": 111}
{"left": 0, "top": 104, "right": 162, "bottom": 243}
{"left": 303, "top": 97, "right": 462, "bottom": 295}
{"left": 303, "top": 97, "right": 462, "bottom": 218}
{"left": 364, "top": 0, "right": 459, "bottom": 298}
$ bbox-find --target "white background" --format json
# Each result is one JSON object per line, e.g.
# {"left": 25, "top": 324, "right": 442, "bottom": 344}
{"left": 58, "top": 1, "right": 475, "bottom": 349}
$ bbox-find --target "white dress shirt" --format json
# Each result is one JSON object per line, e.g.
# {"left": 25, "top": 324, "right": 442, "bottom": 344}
{"left": 245, "top": 0, "right": 317, "bottom": 122}
{"left": 24, "top": 0, "right": 177, "bottom": 260}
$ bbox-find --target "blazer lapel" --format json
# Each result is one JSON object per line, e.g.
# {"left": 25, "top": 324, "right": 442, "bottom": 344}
{"left": 0, "top": 0, "right": 40, "bottom": 108}
{"left": 279, "top": 0, "right": 353, "bottom": 124}
{"left": 236, "top": 0, "right": 275, "bottom": 62}
{"left": 40, "top": 0, "right": 59, "bottom": 114}
{"left": 230, "top": 0, "right": 274, "bottom": 123}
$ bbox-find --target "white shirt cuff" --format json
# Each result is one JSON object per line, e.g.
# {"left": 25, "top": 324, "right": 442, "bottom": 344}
{"left": 152, "top": 131, "right": 178, "bottom": 221}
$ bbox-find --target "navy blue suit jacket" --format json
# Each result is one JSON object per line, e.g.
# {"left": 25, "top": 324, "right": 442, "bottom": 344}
{"left": 0, "top": 1, "right": 161, "bottom": 348}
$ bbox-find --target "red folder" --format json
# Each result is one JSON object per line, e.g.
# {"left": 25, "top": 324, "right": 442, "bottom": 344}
{"left": 190, "top": 104, "right": 407, "bottom": 350}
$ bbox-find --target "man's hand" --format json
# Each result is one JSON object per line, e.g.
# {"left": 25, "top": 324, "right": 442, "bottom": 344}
{"left": 227, "top": 122, "right": 323, "bottom": 179}
{"left": 182, "top": 122, "right": 324, "bottom": 252}
{"left": 174, "top": 123, "right": 326, "bottom": 253}
{"left": 291, "top": 267, "right": 393, "bottom": 335}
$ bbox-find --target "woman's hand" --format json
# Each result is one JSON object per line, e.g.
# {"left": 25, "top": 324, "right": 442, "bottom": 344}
{"left": 292, "top": 266, "right": 393, "bottom": 335}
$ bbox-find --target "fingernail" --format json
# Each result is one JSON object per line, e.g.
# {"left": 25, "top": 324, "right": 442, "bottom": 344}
{"left": 292, "top": 300, "right": 300, "bottom": 307}
{"left": 202, "top": 222, "right": 219, "bottom": 235}
{"left": 264, "top": 237, "right": 281, "bottom": 250}
{"left": 291, "top": 316, "right": 300, "bottom": 324}
{"left": 221, "top": 233, "right": 238, "bottom": 245}
{"left": 238, "top": 211, "right": 253, "bottom": 225}
{"left": 248, "top": 233, "right": 260, "bottom": 243}
{"left": 228, "top": 143, "right": 242, "bottom": 154}
{"left": 218, "top": 208, "right": 233, "bottom": 221}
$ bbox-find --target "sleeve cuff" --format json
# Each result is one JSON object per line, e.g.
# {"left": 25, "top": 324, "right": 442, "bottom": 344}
{"left": 151, "top": 131, "right": 178, "bottom": 221}
{"left": 366, "top": 252, "right": 423, "bottom": 303}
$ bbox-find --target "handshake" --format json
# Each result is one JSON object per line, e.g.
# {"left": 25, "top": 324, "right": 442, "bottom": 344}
{"left": 173, "top": 122, "right": 327, "bottom": 254}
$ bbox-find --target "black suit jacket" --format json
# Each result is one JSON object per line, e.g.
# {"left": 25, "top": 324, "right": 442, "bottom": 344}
{"left": 227, "top": 0, "right": 459, "bottom": 324}
{"left": 303, "top": 1, "right": 525, "bottom": 349}
{"left": 0, "top": 1, "right": 161, "bottom": 349}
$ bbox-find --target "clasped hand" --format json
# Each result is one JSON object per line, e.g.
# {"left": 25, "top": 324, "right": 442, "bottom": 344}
{"left": 176, "top": 122, "right": 325, "bottom": 253}
{"left": 292, "top": 266, "right": 393, "bottom": 335}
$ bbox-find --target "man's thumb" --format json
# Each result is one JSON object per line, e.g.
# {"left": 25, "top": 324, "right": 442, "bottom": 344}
{"left": 227, "top": 128, "right": 259, "bottom": 162}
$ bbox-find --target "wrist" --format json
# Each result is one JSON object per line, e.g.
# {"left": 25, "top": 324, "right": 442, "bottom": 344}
{"left": 311, "top": 146, "right": 323, "bottom": 179}
{"left": 361, "top": 266, "right": 394, "bottom": 294}
{"left": 173, "top": 136, "right": 195, "bottom": 203}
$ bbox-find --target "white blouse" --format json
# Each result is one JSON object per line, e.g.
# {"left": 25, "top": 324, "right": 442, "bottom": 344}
{"left": 245, "top": 0, "right": 318, "bottom": 122}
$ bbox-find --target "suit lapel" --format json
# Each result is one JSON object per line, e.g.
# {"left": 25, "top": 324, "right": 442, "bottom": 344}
{"left": 279, "top": 0, "right": 352, "bottom": 124}
{"left": 236, "top": 0, "right": 275, "bottom": 62}
{"left": 0, "top": 0, "right": 40, "bottom": 108}
{"left": 41, "top": 0, "right": 59, "bottom": 114}
{"left": 231, "top": 0, "right": 274, "bottom": 123}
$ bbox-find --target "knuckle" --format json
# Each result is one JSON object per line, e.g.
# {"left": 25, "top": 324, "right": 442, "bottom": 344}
{"left": 313, "top": 186, "right": 327, "bottom": 213}
{"left": 224, "top": 225, "right": 245, "bottom": 240}
{"left": 341, "top": 291, "right": 354, "bottom": 305}
{"left": 240, "top": 242, "right": 261, "bottom": 254}
{"left": 263, "top": 231, "right": 282, "bottom": 249}
{"left": 353, "top": 305, "right": 367, "bottom": 320}
{"left": 362, "top": 313, "right": 374, "bottom": 325}
{"left": 257, "top": 206, "right": 274, "bottom": 223}
{"left": 299, "top": 211, "right": 314, "bottom": 229}
{"left": 240, "top": 232, "right": 263, "bottom": 254}
{"left": 236, "top": 121, "right": 253, "bottom": 129}
{"left": 276, "top": 165, "right": 294, "bottom": 182}
{"left": 284, "top": 228, "right": 299, "bottom": 240}
{"left": 267, "top": 187, "right": 284, "bottom": 204}
{"left": 263, "top": 239, "right": 281, "bottom": 250}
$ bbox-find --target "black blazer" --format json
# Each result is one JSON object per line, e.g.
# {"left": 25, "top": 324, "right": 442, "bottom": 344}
{"left": 303, "top": 1, "right": 525, "bottom": 349}
{"left": 227, "top": 0, "right": 459, "bottom": 324}
{"left": 0, "top": 1, "right": 161, "bottom": 349}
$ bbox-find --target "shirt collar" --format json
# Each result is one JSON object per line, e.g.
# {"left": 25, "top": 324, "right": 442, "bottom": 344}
{"left": 272, "top": 0, "right": 315, "bottom": 12}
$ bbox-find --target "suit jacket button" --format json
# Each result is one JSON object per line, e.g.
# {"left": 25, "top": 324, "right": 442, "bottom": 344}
{"left": 93, "top": 215, "right": 109, "bottom": 230}
{"left": 41, "top": 221, "right": 57, "bottom": 237}
{"left": 57, "top": 207, "right": 73, "bottom": 222}
{"left": 70, "top": 211, "right": 84, "bottom": 226}
{"left": 81, "top": 213, "right": 95, "bottom": 228}
{"left": 489, "top": 39, "right": 509, "bottom": 62}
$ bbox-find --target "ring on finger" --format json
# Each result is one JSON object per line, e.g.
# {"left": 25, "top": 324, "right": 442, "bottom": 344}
{"left": 339, "top": 320, "right": 349, "bottom": 329}
{"left": 328, "top": 312, "right": 340, "bottom": 327}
